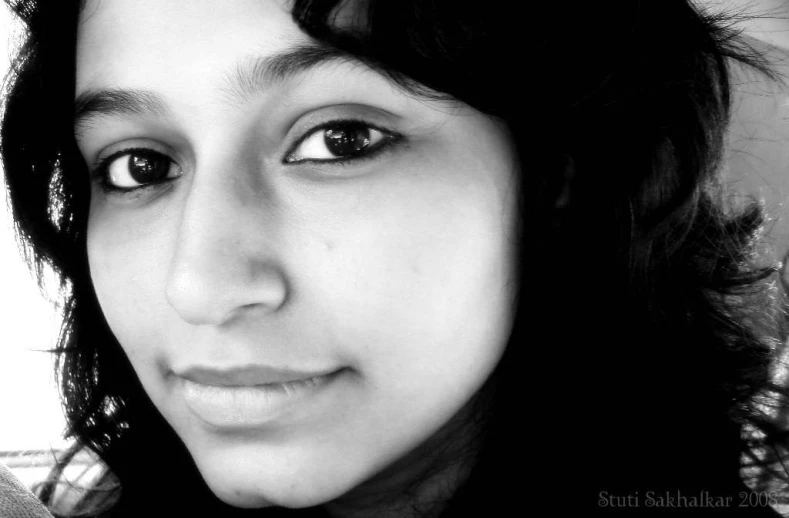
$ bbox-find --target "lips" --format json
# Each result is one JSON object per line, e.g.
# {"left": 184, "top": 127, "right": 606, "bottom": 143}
{"left": 174, "top": 365, "right": 347, "bottom": 429}
{"left": 176, "top": 365, "right": 341, "bottom": 387}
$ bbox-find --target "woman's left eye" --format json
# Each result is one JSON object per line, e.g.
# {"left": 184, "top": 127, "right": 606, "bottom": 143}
{"left": 284, "top": 121, "right": 398, "bottom": 164}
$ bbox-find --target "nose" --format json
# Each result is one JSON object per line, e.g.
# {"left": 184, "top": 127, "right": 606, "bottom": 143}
{"left": 165, "top": 165, "right": 288, "bottom": 326}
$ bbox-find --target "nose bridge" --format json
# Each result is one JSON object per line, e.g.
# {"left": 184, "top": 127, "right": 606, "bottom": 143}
{"left": 165, "top": 161, "right": 287, "bottom": 326}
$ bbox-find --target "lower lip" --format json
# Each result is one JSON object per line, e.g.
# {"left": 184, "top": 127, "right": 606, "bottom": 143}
{"left": 180, "top": 370, "right": 344, "bottom": 429}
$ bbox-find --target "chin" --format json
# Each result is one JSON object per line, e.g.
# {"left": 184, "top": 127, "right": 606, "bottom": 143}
{"left": 201, "top": 472, "right": 336, "bottom": 510}
{"left": 207, "top": 485, "right": 276, "bottom": 509}
{"left": 192, "top": 449, "right": 363, "bottom": 511}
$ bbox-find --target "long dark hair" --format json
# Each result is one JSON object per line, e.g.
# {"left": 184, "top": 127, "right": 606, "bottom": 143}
{"left": 3, "top": 0, "right": 789, "bottom": 515}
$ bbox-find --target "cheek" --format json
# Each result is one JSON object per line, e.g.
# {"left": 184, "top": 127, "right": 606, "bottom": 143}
{"left": 86, "top": 206, "right": 174, "bottom": 367}
{"left": 306, "top": 167, "right": 518, "bottom": 390}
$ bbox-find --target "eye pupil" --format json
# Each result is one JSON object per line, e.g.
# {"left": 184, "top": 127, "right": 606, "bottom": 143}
{"left": 128, "top": 152, "right": 170, "bottom": 183}
{"left": 324, "top": 124, "right": 371, "bottom": 157}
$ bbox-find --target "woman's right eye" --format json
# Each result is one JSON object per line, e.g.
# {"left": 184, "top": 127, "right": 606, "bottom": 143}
{"left": 96, "top": 149, "right": 182, "bottom": 191}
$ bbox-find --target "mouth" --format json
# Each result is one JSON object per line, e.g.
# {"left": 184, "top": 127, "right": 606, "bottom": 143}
{"left": 176, "top": 364, "right": 343, "bottom": 387}
{"left": 174, "top": 365, "right": 348, "bottom": 429}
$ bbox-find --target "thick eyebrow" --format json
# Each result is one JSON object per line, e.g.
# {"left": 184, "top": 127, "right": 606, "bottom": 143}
{"left": 73, "top": 44, "right": 364, "bottom": 133}
{"left": 74, "top": 90, "right": 168, "bottom": 134}
{"left": 225, "top": 43, "right": 361, "bottom": 102}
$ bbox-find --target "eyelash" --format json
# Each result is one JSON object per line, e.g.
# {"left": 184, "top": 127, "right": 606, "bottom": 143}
{"left": 92, "top": 148, "right": 181, "bottom": 195}
{"left": 283, "top": 119, "right": 403, "bottom": 166}
{"left": 91, "top": 119, "right": 403, "bottom": 195}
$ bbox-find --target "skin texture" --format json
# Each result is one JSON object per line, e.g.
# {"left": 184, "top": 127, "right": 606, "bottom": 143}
{"left": 75, "top": 0, "right": 519, "bottom": 512}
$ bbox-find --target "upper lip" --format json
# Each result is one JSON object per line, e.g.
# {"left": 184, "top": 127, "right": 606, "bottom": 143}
{"left": 175, "top": 365, "right": 340, "bottom": 387}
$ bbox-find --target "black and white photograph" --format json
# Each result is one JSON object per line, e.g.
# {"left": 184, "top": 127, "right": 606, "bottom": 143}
{"left": 5, "top": 0, "right": 789, "bottom": 516}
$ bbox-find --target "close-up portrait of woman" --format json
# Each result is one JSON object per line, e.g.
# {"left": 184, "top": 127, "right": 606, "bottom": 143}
{"left": 4, "top": 0, "right": 789, "bottom": 516}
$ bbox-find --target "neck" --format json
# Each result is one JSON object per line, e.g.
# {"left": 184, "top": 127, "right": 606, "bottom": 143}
{"left": 323, "top": 387, "right": 492, "bottom": 518}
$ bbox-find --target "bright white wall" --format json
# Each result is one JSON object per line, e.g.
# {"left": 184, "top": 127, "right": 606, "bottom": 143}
{"left": 0, "top": 4, "right": 67, "bottom": 453}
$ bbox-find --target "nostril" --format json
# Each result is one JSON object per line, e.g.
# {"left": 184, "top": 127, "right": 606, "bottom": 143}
{"left": 165, "top": 257, "right": 289, "bottom": 327}
{"left": 164, "top": 177, "right": 289, "bottom": 326}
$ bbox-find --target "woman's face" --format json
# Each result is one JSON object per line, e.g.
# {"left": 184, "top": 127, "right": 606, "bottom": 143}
{"left": 76, "top": 0, "right": 518, "bottom": 508}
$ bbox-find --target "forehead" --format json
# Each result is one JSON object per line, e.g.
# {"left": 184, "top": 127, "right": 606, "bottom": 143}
{"left": 76, "top": 0, "right": 307, "bottom": 93}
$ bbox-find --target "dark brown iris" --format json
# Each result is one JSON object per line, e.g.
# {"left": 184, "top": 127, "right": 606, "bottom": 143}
{"left": 128, "top": 151, "right": 171, "bottom": 184}
{"left": 324, "top": 123, "right": 372, "bottom": 157}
